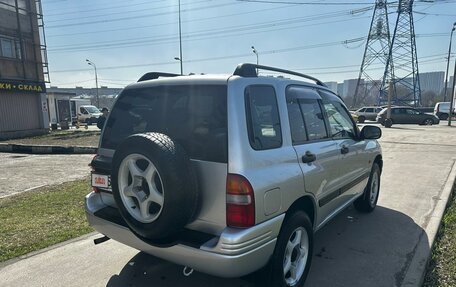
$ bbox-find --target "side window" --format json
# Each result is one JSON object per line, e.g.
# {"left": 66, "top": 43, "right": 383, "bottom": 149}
{"left": 365, "top": 108, "right": 374, "bottom": 113}
{"left": 376, "top": 108, "right": 382, "bottom": 113}
{"left": 323, "top": 101, "right": 356, "bottom": 139}
{"left": 245, "top": 85, "right": 282, "bottom": 150}
{"left": 358, "top": 108, "right": 366, "bottom": 112}
{"left": 406, "top": 109, "right": 419, "bottom": 115}
{"left": 299, "top": 99, "right": 328, "bottom": 141}
{"left": 287, "top": 100, "right": 307, "bottom": 144}
{"left": 80, "top": 107, "right": 87, "bottom": 114}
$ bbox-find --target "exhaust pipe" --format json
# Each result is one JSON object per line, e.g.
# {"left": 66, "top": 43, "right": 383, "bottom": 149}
{"left": 94, "top": 236, "right": 110, "bottom": 245}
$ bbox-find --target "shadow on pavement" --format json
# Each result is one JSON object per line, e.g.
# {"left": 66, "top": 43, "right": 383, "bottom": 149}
{"left": 106, "top": 205, "right": 427, "bottom": 287}
{"left": 306, "top": 206, "right": 428, "bottom": 287}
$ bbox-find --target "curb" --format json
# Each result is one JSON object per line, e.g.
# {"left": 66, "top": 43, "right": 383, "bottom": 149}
{"left": 0, "top": 143, "right": 97, "bottom": 154}
{"left": 401, "top": 160, "right": 456, "bottom": 287}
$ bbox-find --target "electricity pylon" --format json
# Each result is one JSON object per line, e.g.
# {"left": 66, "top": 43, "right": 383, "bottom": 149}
{"left": 380, "top": 0, "right": 421, "bottom": 106}
{"left": 352, "top": 0, "right": 392, "bottom": 108}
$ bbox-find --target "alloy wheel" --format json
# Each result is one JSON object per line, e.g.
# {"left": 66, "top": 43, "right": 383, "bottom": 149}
{"left": 117, "top": 153, "right": 164, "bottom": 223}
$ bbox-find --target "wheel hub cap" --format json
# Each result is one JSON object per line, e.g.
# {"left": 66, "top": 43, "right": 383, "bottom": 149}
{"left": 118, "top": 154, "right": 164, "bottom": 223}
{"left": 283, "top": 227, "right": 309, "bottom": 286}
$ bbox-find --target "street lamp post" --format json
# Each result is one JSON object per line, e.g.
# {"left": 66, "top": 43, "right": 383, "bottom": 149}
{"left": 448, "top": 57, "right": 456, "bottom": 126}
{"left": 251, "top": 46, "right": 258, "bottom": 66}
{"left": 443, "top": 22, "right": 456, "bottom": 102}
{"left": 86, "top": 59, "right": 99, "bottom": 107}
{"left": 177, "top": 0, "right": 183, "bottom": 75}
{"left": 174, "top": 57, "right": 183, "bottom": 75}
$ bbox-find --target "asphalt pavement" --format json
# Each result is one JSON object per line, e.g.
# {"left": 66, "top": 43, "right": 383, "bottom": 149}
{"left": 0, "top": 152, "right": 93, "bottom": 198}
{"left": 1, "top": 123, "right": 455, "bottom": 287}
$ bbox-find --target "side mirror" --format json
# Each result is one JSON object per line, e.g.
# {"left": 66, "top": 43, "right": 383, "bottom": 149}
{"left": 360, "top": 125, "right": 381, "bottom": 140}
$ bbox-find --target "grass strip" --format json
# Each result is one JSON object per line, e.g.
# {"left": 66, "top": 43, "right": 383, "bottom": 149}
{"left": 423, "top": 185, "right": 456, "bottom": 286}
{"left": 0, "top": 179, "right": 93, "bottom": 262}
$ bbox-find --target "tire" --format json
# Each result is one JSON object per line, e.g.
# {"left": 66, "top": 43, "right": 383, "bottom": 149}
{"left": 267, "top": 211, "right": 313, "bottom": 287}
{"left": 440, "top": 113, "right": 448, "bottom": 120}
{"left": 423, "top": 118, "right": 433, "bottom": 126}
{"left": 111, "top": 132, "right": 199, "bottom": 241}
{"left": 354, "top": 163, "right": 381, "bottom": 213}
{"left": 358, "top": 116, "right": 365, "bottom": 123}
{"left": 384, "top": 118, "right": 393, "bottom": 128}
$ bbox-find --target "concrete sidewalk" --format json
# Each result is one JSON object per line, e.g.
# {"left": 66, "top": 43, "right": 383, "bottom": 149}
{"left": 0, "top": 124, "right": 455, "bottom": 287}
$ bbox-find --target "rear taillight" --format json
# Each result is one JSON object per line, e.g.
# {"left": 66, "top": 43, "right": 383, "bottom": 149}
{"left": 91, "top": 155, "right": 99, "bottom": 193}
{"left": 226, "top": 174, "right": 255, "bottom": 228}
{"left": 89, "top": 155, "right": 98, "bottom": 170}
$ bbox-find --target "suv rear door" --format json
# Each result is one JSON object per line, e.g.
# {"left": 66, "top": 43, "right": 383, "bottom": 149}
{"left": 285, "top": 85, "right": 342, "bottom": 227}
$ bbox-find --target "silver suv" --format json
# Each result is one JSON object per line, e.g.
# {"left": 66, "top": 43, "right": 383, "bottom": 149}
{"left": 353, "top": 106, "right": 383, "bottom": 123}
{"left": 86, "top": 64, "right": 383, "bottom": 286}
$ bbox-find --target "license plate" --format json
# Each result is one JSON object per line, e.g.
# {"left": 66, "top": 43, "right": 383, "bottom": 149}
{"left": 91, "top": 173, "right": 110, "bottom": 189}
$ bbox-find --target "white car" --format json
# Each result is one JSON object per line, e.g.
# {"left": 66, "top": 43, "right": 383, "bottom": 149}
{"left": 353, "top": 106, "right": 383, "bottom": 123}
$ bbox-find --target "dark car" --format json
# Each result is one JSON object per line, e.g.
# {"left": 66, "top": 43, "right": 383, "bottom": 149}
{"left": 376, "top": 106, "right": 440, "bottom": 127}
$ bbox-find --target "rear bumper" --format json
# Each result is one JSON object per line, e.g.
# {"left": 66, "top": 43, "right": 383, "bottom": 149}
{"left": 85, "top": 192, "right": 284, "bottom": 278}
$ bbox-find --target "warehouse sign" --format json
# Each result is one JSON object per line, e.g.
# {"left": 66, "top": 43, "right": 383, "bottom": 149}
{"left": 0, "top": 80, "right": 46, "bottom": 93}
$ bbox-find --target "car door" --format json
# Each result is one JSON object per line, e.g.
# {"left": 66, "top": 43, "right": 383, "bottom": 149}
{"left": 405, "top": 108, "right": 422, "bottom": 124}
{"left": 319, "top": 90, "right": 370, "bottom": 204}
{"left": 285, "top": 85, "right": 341, "bottom": 227}
{"left": 392, "top": 108, "right": 407, "bottom": 123}
{"left": 364, "top": 107, "right": 374, "bottom": 120}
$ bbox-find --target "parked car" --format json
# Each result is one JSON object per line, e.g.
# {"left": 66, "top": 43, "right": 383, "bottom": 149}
{"left": 376, "top": 106, "right": 440, "bottom": 127}
{"left": 352, "top": 106, "right": 383, "bottom": 123}
{"left": 86, "top": 64, "right": 383, "bottom": 287}
{"left": 349, "top": 110, "right": 359, "bottom": 122}
{"left": 434, "top": 102, "right": 454, "bottom": 120}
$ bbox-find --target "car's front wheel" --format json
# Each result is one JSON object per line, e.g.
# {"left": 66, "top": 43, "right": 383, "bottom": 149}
{"left": 384, "top": 118, "right": 393, "bottom": 128}
{"left": 268, "top": 211, "right": 313, "bottom": 287}
{"left": 358, "top": 116, "right": 365, "bottom": 123}
{"left": 354, "top": 163, "right": 381, "bottom": 213}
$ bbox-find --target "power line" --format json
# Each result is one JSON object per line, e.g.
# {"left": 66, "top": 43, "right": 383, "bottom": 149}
{"left": 236, "top": 0, "right": 376, "bottom": 5}
{"left": 49, "top": 38, "right": 447, "bottom": 74}
{"left": 46, "top": 2, "right": 242, "bottom": 29}
{"left": 45, "top": 0, "right": 167, "bottom": 17}
{"left": 46, "top": 3, "right": 297, "bottom": 38}
{"left": 47, "top": 9, "right": 372, "bottom": 52}
{"left": 45, "top": 0, "right": 210, "bottom": 22}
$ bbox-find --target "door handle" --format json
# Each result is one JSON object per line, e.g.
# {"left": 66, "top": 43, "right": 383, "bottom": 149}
{"left": 341, "top": 146, "right": 349, "bottom": 154}
{"left": 302, "top": 151, "right": 316, "bottom": 163}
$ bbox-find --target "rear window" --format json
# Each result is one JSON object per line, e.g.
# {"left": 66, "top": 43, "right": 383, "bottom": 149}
{"left": 245, "top": 85, "right": 282, "bottom": 150}
{"left": 101, "top": 85, "right": 228, "bottom": 163}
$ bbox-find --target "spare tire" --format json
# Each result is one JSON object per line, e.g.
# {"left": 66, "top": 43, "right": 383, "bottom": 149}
{"left": 111, "top": 133, "right": 199, "bottom": 241}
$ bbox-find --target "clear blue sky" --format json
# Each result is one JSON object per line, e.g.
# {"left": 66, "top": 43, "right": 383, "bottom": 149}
{"left": 42, "top": 0, "right": 456, "bottom": 88}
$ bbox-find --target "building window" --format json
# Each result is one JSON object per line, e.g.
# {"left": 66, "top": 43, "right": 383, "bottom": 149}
{"left": 0, "top": 36, "right": 21, "bottom": 59}
{"left": 0, "top": 0, "right": 27, "bottom": 15}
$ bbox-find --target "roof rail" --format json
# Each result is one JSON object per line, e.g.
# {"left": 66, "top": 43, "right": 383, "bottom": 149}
{"left": 137, "top": 72, "right": 180, "bottom": 82}
{"left": 233, "top": 63, "right": 326, "bottom": 87}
